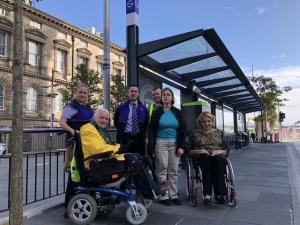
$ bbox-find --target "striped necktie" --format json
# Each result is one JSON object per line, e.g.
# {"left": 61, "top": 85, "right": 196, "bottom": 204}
{"left": 132, "top": 103, "right": 139, "bottom": 135}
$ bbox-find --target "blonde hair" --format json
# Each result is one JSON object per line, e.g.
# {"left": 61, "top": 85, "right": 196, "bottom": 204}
{"left": 196, "top": 112, "right": 216, "bottom": 129}
{"left": 75, "top": 83, "right": 89, "bottom": 93}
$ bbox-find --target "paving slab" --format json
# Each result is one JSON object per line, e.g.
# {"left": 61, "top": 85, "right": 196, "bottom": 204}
{"left": 20, "top": 142, "right": 298, "bottom": 225}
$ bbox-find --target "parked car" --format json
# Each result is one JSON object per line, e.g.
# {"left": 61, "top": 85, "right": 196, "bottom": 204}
{"left": 0, "top": 143, "right": 7, "bottom": 155}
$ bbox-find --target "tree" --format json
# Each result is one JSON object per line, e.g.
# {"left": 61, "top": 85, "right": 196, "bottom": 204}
{"left": 10, "top": 0, "right": 24, "bottom": 224}
{"left": 248, "top": 75, "right": 292, "bottom": 130}
{"left": 110, "top": 73, "right": 127, "bottom": 113}
{"left": 60, "top": 64, "right": 103, "bottom": 109}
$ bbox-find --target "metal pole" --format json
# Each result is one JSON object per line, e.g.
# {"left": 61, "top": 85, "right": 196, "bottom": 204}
{"left": 50, "top": 69, "right": 54, "bottom": 150}
{"left": 103, "top": 0, "right": 110, "bottom": 111}
{"left": 126, "top": 0, "right": 139, "bottom": 86}
{"left": 51, "top": 69, "right": 54, "bottom": 129}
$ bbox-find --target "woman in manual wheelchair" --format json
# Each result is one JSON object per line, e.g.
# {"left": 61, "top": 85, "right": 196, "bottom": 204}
{"left": 67, "top": 107, "right": 160, "bottom": 225}
{"left": 186, "top": 112, "right": 236, "bottom": 207}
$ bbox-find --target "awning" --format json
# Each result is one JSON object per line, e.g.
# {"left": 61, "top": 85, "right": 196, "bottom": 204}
{"left": 137, "top": 28, "right": 263, "bottom": 113}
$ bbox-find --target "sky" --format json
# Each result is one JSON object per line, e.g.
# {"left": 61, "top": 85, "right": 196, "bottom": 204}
{"left": 34, "top": 0, "right": 300, "bottom": 125}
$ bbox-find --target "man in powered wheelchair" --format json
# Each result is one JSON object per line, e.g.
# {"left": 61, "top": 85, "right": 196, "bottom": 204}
{"left": 66, "top": 108, "right": 161, "bottom": 225}
{"left": 186, "top": 112, "right": 237, "bottom": 207}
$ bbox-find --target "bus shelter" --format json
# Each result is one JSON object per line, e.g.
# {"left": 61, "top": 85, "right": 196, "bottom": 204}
{"left": 130, "top": 28, "right": 264, "bottom": 142}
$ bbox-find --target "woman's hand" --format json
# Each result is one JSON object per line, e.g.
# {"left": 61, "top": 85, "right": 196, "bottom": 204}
{"left": 211, "top": 150, "right": 226, "bottom": 156}
{"left": 189, "top": 149, "right": 209, "bottom": 156}
{"left": 177, "top": 148, "right": 184, "bottom": 157}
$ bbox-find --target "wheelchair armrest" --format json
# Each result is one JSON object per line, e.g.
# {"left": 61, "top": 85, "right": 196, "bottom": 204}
{"left": 84, "top": 151, "right": 114, "bottom": 161}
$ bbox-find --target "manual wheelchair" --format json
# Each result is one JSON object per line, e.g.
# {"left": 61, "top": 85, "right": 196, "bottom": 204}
{"left": 66, "top": 133, "right": 158, "bottom": 225}
{"left": 185, "top": 150, "right": 237, "bottom": 207}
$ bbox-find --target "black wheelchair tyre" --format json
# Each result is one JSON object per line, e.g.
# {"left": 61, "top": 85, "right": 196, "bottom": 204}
{"left": 67, "top": 193, "right": 97, "bottom": 225}
{"left": 225, "top": 158, "right": 237, "bottom": 207}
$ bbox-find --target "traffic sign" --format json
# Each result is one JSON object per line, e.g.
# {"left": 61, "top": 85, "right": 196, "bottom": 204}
{"left": 126, "top": 0, "right": 139, "bottom": 14}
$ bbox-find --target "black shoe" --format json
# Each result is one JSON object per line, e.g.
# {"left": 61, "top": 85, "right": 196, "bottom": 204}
{"left": 215, "top": 196, "right": 226, "bottom": 204}
{"left": 203, "top": 197, "right": 211, "bottom": 206}
{"left": 63, "top": 210, "right": 68, "bottom": 219}
{"left": 172, "top": 198, "right": 183, "bottom": 205}
{"left": 159, "top": 199, "right": 172, "bottom": 206}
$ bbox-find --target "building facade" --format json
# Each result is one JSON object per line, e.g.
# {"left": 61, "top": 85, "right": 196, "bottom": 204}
{"left": 0, "top": 0, "right": 126, "bottom": 128}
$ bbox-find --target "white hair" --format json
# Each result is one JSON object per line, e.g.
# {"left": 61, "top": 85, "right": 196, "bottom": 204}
{"left": 93, "top": 106, "right": 109, "bottom": 120}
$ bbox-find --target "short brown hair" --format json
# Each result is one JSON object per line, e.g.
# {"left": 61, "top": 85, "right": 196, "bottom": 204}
{"left": 196, "top": 112, "right": 216, "bottom": 129}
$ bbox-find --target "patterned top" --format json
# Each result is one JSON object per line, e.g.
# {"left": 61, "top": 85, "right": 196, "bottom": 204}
{"left": 189, "top": 129, "right": 227, "bottom": 155}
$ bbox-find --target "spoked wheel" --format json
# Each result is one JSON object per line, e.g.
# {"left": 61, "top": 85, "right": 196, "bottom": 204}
{"left": 226, "top": 158, "right": 237, "bottom": 207}
{"left": 188, "top": 191, "right": 198, "bottom": 207}
{"left": 186, "top": 157, "right": 201, "bottom": 207}
{"left": 227, "top": 185, "right": 237, "bottom": 207}
{"left": 67, "top": 193, "right": 97, "bottom": 225}
{"left": 126, "top": 203, "right": 147, "bottom": 225}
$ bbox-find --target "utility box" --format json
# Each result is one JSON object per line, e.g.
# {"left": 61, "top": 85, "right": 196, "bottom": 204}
{"left": 181, "top": 101, "right": 210, "bottom": 132}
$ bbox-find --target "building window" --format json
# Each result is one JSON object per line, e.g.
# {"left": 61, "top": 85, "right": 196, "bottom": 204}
{"left": 26, "top": 87, "right": 37, "bottom": 112}
{"left": 1, "top": 8, "right": 9, "bottom": 16}
{"left": 56, "top": 49, "right": 66, "bottom": 73}
{"left": 80, "top": 40, "right": 88, "bottom": 48}
{"left": 0, "top": 84, "right": 4, "bottom": 110}
{"left": 28, "top": 41, "right": 41, "bottom": 67}
{"left": 30, "top": 20, "right": 41, "bottom": 29}
{"left": 114, "top": 68, "right": 121, "bottom": 75}
{"left": 55, "top": 93, "right": 64, "bottom": 112}
{"left": 98, "top": 63, "right": 103, "bottom": 75}
{"left": 0, "top": 31, "right": 7, "bottom": 59}
{"left": 79, "top": 57, "right": 88, "bottom": 66}
{"left": 57, "top": 31, "right": 67, "bottom": 39}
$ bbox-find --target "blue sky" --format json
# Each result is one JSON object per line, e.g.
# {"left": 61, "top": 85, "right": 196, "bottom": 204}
{"left": 35, "top": 0, "right": 300, "bottom": 125}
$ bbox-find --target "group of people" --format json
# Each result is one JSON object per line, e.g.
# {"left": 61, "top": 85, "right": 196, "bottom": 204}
{"left": 60, "top": 83, "right": 229, "bottom": 215}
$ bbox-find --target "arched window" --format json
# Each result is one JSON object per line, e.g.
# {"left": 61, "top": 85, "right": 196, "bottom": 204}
{"left": 0, "top": 83, "right": 4, "bottom": 110}
{"left": 26, "top": 87, "right": 37, "bottom": 112}
{"left": 55, "top": 93, "right": 64, "bottom": 112}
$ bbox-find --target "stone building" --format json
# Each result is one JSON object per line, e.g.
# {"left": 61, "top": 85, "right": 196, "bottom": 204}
{"left": 0, "top": 0, "right": 126, "bottom": 128}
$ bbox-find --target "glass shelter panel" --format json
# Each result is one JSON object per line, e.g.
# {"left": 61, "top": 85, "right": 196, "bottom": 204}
{"left": 238, "top": 113, "right": 245, "bottom": 131}
{"left": 224, "top": 108, "right": 234, "bottom": 133}
{"left": 149, "top": 36, "right": 215, "bottom": 63}
{"left": 215, "top": 105, "right": 223, "bottom": 131}
{"left": 172, "top": 56, "right": 226, "bottom": 74}
{"left": 194, "top": 70, "right": 234, "bottom": 82}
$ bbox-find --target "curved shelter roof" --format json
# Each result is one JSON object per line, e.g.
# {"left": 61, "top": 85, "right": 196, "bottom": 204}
{"left": 137, "top": 28, "right": 263, "bottom": 113}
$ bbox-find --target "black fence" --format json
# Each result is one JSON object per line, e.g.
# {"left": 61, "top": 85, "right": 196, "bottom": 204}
{"left": 0, "top": 128, "right": 67, "bottom": 213}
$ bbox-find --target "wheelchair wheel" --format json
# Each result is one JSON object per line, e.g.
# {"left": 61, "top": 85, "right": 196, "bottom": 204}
{"left": 67, "top": 193, "right": 97, "bottom": 225}
{"left": 186, "top": 157, "right": 198, "bottom": 207}
{"left": 225, "top": 158, "right": 237, "bottom": 207}
{"left": 126, "top": 203, "right": 147, "bottom": 225}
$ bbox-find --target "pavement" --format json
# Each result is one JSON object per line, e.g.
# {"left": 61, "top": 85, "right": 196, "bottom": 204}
{"left": 3, "top": 142, "right": 300, "bottom": 225}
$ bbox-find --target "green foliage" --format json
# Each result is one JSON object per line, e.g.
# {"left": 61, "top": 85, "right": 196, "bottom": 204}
{"left": 248, "top": 75, "right": 292, "bottom": 129}
{"left": 110, "top": 73, "right": 127, "bottom": 112}
{"left": 60, "top": 64, "right": 103, "bottom": 109}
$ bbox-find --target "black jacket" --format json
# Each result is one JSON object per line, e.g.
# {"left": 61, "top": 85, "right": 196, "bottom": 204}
{"left": 147, "top": 106, "right": 187, "bottom": 156}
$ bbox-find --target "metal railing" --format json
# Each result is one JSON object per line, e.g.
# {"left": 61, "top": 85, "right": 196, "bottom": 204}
{"left": 0, "top": 127, "right": 117, "bottom": 213}
{"left": 0, "top": 128, "right": 67, "bottom": 213}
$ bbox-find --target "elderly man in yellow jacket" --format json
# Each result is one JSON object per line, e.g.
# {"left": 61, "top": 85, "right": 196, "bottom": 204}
{"left": 70, "top": 107, "right": 160, "bottom": 200}
{"left": 80, "top": 108, "right": 124, "bottom": 168}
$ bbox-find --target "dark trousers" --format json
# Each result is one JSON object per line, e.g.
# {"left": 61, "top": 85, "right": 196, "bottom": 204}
{"left": 122, "top": 132, "right": 145, "bottom": 156}
{"left": 194, "top": 154, "right": 226, "bottom": 197}
{"left": 64, "top": 174, "right": 78, "bottom": 208}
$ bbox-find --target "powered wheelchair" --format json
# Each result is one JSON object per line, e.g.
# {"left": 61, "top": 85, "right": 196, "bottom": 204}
{"left": 185, "top": 148, "right": 237, "bottom": 207}
{"left": 66, "top": 133, "right": 159, "bottom": 225}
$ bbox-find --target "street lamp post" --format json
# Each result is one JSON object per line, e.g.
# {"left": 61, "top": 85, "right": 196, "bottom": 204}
{"left": 103, "top": 0, "right": 110, "bottom": 112}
